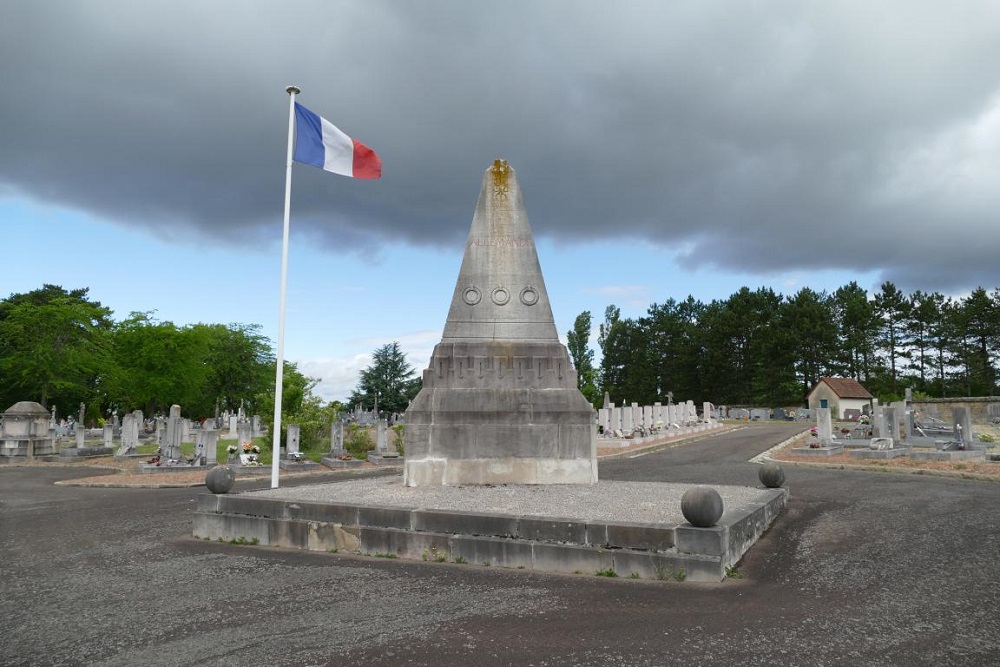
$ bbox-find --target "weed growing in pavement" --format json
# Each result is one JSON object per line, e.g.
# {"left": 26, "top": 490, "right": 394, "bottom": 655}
{"left": 595, "top": 568, "right": 617, "bottom": 577}
{"left": 453, "top": 555, "right": 467, "bottom": 564}
{"left": 725, "top": 566, "right": 743, "bottom": 579}
{"left": 629, "top": 572, "right": 640, "bottom": 579}
{"left": 673, "top": 568, "right": 687, "bottom": 582}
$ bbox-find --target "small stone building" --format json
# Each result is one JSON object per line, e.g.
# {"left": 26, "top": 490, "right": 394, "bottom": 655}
{"left": 1, "top": 401, "right": 55, "bottom": 459}
{"left": 807, "top": 378, "right": 873, "bottom": 420}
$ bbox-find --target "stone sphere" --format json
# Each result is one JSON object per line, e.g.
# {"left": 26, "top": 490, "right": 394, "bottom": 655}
{"left": 758, "top": 463, "right": 786, "bottom": 488}
{"left": 681, "top": 486, "right": 724, "bottom": 528}
{"left": 205, "top": 465, "right": 236, "bottom": 494}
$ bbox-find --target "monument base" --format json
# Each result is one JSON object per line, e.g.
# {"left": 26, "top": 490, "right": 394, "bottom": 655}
{"left": 404, "top": 456, "right": 598, "bottom": 487}
{"left": 192, "top": 478, "right": 788, "bottom": 582}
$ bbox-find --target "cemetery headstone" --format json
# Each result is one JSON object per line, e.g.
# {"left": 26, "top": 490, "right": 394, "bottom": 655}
{"left": 285, "top": 423, "right": 301, "bottom": 458}
{"left": 163, "top": 405, "right": 182, "bottom": 461}
{"left": 817, "top": 407, "right": 834, "bottom": 446}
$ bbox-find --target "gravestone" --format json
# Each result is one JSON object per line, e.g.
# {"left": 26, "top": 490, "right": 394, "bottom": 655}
{"left": 251, "top": 415, "right": 262, "bottom": 438}
{"left": 75, "top": 403, "right": 86, "bottom": 449}
{"left": 817, "top": 407, "right": 834, "bottom": 446}
{"left": 622, "top": 403, "right": 634, "bottom": 434}
{"left": 117, "top": 411, "right": 141, "bottom": 456}
{"left": 202, "top": 428, "right": 219, "bottom": 465}
{"left": 403, "top": 160, "right": 597, "bottom": 486}
{"left": 376, "top": 420, "right": 387, "bottom": 454}
{"left": 285, "top": 423, "right": 300, "bottom": 457}
{"left": 102, "top": 424, "right": 113, "bottom": 449}
{"left": 952, "top": 407, "right": 975, "bottom": 449}
{"left": 228, "top": 415, "right": 238, "bottom": 439}
{"left": 163, "top": 405, "right": 182, "bottom": 461}
{"left": 330, "top": 420, "right": 344, "bottom": 453}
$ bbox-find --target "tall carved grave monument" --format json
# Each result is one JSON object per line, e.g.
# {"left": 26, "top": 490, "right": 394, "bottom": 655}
{"left": 403, "top": 160, "right": 598, "bottom": 487}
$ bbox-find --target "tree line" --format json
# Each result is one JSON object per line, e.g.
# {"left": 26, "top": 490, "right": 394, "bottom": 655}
{"left": 568, "top": 282, "right": 1000, "bottom": 407}
{"left": 0, "top": 285, "right": 423, "bottom": 453}
{"left": 0, "top": 284, "right": 317, "bottom": 427}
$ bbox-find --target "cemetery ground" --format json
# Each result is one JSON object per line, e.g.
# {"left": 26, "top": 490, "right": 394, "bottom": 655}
{"left": 3, "top": 422, "right": 1000, "bottom": 666}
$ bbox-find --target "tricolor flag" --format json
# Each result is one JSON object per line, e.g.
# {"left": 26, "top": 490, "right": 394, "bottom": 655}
{"left": 292, "top": 102, "right": 382, "bottom": 179}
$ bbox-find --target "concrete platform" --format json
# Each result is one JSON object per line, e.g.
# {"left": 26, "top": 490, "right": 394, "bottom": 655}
{"left": 790, "top": 445, "right": 844, "bottom": 457}
{"left": 192, "top": 477, "right": 788, "bottom": 582}
{"left": 138, "top": 463, "right": 212, "bottom": 474}
{"left": 366, "top": 453, "right": 405, "bottom": 467}
{"left": 848, "top": 448, "right": 911, "bottom": 460}
{"left": 909, "top": 449, "right": 986, "bottom": 461}
{"left": 321, "top": 456, "right": 367, "bottom": 469}
{"left": 278, "top": 460, "right": 322, "bottom": 471}
{"left": 45, "top": 446, "right": 115, "bottom": 461}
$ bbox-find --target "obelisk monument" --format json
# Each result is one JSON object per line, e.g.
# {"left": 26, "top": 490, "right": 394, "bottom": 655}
{"left": 403, "top": 159, "right": 598, "bottom": 487}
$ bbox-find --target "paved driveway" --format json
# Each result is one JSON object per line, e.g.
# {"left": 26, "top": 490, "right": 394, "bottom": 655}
{"left": 2, "top": 423, "right": 998, "bottom": 666}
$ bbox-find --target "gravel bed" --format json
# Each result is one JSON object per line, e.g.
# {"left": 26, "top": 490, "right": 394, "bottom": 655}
{"left": 245, "top": 476, "right": 773, "bottom": 525}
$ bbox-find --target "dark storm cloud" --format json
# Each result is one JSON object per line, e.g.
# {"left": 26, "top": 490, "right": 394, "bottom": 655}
{"left": 3, "top": 1, "right": 1000, "bottom": 291}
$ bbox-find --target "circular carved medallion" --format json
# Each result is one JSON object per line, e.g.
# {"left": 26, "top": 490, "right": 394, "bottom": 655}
{"left": 491, "top": 286, "right": 511, "bottom": 305}
{"left": 520, "top": 286, "right": 539, "bottom": 306}
{"left": 462, "top": 286, "right": 482, "bottom": 306}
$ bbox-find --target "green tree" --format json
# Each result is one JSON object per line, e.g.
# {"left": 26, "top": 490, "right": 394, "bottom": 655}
{"left": 0, "top": 286, "right": 114, "bottom": 410}
{"left": 643, "top": 297, "right": 703, "bottom": 404}
{"left": 197, "top": 322, "right": 274, "bottom": 416}
{"left": 832, "top": 282, "right": 877, "bottom": 381}
{"left": 873, "top": 282, "right": 912, "bottom": 394}
{"left": 109, "top": 313, "right": 213, "bottom": 416}
{"left": 348, "top": 342, "right": 421, "bottom": 415}
{"left": 905, "top": 290, "right": 944, "bottom": 393}
{"left": 953, "top": 287, "right": 999, "bottom": 396}
{"left": 567, "top": 310, "right": 600, "bottom": 405}
{"left": 779, "top": 288, "right": 838, "bottom": 400}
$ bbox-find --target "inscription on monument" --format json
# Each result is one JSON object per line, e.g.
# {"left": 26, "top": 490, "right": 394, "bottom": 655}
{"left": 468, "top": 236, "right": 534, "bottom": 248}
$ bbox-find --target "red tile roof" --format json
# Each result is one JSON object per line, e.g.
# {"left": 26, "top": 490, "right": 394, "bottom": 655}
{"left": 814, "top": 377, "right": 873, "bottom": 399}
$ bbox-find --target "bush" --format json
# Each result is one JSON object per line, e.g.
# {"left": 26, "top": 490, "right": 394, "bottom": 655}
{"left": 391, "top": 423, "right": 405, "bottom": 456}
{"left": 344, "top": 422, "right": 374, "bottom": 458}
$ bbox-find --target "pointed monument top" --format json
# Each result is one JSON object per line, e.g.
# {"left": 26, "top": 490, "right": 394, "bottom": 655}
{"left": 441, "top": 160, "right": 559, "bottom": 342}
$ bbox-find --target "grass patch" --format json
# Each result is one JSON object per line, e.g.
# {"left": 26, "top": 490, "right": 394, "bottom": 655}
{"left": 595, "top": 568, "right": 617, "bottom": 578}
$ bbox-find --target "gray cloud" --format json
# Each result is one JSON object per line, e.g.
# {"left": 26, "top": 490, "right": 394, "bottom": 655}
{"left": 3, "top": 0, "right": 1000, "bottom": 292}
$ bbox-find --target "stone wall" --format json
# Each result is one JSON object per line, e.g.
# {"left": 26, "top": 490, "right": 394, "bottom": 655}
{"left": 911, "top": 397, "right": 999, "bottom": 423}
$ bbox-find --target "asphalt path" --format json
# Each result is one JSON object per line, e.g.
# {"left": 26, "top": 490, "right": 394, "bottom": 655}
{"left": 2, "top": 423, "right": 998, "bottom": 666}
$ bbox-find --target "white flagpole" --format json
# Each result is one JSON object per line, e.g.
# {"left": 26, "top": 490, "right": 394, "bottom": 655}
{"left": 271, "top": 85, "right": 300, "bottom": 489}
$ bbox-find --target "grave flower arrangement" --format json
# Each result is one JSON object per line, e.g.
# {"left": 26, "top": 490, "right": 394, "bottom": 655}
{"left": 241, "top": 442, "right": 262, "bottom": 464}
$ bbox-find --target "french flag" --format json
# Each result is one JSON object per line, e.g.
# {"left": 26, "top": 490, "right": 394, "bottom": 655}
{"left": 292, "top": 102, "right": 382, "bottom": 179}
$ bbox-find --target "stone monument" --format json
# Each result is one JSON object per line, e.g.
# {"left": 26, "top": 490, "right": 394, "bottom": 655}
{"left": 403, "top": 159, "right": 598, "bottom": 487}
{"left": 0, "top": 401, "right": 55, "bottom": 460}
